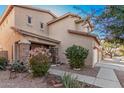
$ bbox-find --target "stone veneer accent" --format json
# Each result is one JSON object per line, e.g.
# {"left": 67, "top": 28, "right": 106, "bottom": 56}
{"left": 18, "top": 39, "right": 31, "bottom": 64}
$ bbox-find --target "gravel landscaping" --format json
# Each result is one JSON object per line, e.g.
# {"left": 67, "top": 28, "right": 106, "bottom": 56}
{"left": 114, "top": 69, "right": 124, "bottom": 88}
{"left": 0, "top": 70, "right": 99, "bottom": 88}
{"left": 51, "top": 64, "right": 100, "bottom": 77}
{"left": 0, "top": 70, "right": 51, "bottom": 88}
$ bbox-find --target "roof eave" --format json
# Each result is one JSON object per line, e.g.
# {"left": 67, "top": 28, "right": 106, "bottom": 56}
{"left": 0, "top": 5, "right": 13, "bottom": 26}
{"left": 11, "top": 26, "right": 61, "bottom": 44}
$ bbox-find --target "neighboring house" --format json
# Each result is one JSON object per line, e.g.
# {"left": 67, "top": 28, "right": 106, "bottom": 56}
{"left": 0, "top": 5, "right": 101, "bottom": 67}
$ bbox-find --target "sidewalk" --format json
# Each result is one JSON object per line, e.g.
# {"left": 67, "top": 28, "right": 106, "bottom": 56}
{"left": 49, "top": 62, "right": 122, "bottom": 88}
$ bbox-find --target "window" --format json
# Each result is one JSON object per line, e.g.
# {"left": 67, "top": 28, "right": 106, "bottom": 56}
{"left": 87, "top": 26, "right": 90, "bottom": 32}
{"left": 40, "top": 22, "right": 44, "bottom": 29}
{"left": 28, "top": 16, "right": 32, "bottom": 24}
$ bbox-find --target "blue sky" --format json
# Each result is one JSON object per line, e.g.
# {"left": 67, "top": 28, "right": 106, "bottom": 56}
{"left": 0, "top": 5, "right": 105, "bottom": 17}
{"left": 34, "top": 5, "right": 105, "bottom": 16}
{"left": 0, "top": 5, "right": 6, "bottom": 16}
{"left": 0, "top": 5, "right": 105, "bottom": 38}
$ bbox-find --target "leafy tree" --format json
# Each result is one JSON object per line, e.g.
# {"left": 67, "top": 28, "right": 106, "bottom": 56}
{"left": 96, "top": 6, "right": 124, "bottom": 44}
{"left": 73, "top": 6, "right": 124, "bottom": 44}
{"left": 118, "top": 45, "right": 124, "bottom": 56}
{"left": 101, "top": 40, "right": 120, "bottom": 58}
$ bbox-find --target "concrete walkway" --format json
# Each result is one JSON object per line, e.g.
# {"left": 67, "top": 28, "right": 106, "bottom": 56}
{"left": 49, "top": 62, "right": 122, "bottom": 88}
{"left": 94, "top": 67, "right": 121, "bottom": 88}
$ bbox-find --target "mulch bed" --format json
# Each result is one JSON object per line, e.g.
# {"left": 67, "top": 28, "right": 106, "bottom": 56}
{"left": 51, "top": 64, "right": 100, "bottom": 77}
{"left": 114, "top": 69, "right": 124, "bottom": 88}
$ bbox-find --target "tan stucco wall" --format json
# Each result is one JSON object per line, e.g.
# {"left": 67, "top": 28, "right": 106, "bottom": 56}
{"left": 92, "top": 40, "right": 101, "bottom": 66}
{"left": 48, "top": 16, "right": 94, "bottom": 66}
{"left": 76, "top": 22, "right": 92, "bottom": 33}
{"left": 0, "top": 6, "right": 99, "bottom": 66}
{"left": 0, "top": 6, "right": 59, "bottom": 62}
{"left": 92, "top": 41, "right": 98, "bottom": 66}
{"left": 0, "top": 8, "right": 24, "bottom": 62}
{"left": 14, "top": 6, "right": 55, "bottom": 37}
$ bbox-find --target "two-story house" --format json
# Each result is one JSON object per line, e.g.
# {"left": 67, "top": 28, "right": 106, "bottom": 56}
{"left": 0, "top": 5, "right": 101, "bottom": 67}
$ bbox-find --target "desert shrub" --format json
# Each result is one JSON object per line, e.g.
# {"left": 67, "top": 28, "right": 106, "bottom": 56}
{"left": 65, "top": 45, "right": 89, "bottom": 69}
{"left": 11, "top": 60, "right": 27, "bottom": 72}
{"left": 0, "top": 57, "right": 7, "bottom": 70}
{"left": 29, "top": 47, "right": 51, "bottom": 77}
{"left": 61, "top": 73, "right": 81, "bottom": 88}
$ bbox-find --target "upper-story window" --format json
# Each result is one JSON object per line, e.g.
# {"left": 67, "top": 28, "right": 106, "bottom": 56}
{"left": 40, "top": 22, "right": 44, "bottom": 29}
{"left": 87, "top": 26, "right": 90, "bottom": 32}
{"left": 28, "top": 16, "right": 32, "bottom": 24}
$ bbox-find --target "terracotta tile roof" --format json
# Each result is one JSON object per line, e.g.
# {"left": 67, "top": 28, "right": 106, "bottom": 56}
{"left": 75, "top": 19, "right": 94, "bottom": 32}
{"left": 68, "top": 29, "right": 100, "bottom": 45}
{"left": 47, "top": 13, "right": 81, "bottom": 25}
{"left": 74, "top": 19, "right": 84, "bottom": 23}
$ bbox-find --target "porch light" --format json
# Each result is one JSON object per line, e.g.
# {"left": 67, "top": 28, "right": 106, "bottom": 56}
{"left": 93, "top": 46, "right": 97, "bottom": 49}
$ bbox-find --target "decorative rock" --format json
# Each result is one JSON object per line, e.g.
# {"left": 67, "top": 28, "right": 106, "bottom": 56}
{"left": 51, "top": 64, "right": 57, "bottom": 67}
{"left": 73, "top": 68, "right": 81, "bottom": 71}
{"left": 53, "top": 83, "right": 63, "bottom": 88}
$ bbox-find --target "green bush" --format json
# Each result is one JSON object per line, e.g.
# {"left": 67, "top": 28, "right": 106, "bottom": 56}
{"left": 65, "top": 45, "right": 89, "bottom": 69}
{"left": 0, "top": 57, "right": 7, "bottom": 70}
{"left": 61, "top": 73, "right": 81, "bottom": 88}
{"left": 29, "top": 53, "right": 50, "bottom": 77}
{"left": 11, "top": 60, "right": 27, "bottom": 72}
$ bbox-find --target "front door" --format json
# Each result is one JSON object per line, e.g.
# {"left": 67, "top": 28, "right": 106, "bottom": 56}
{"left": 49, "top": 47, "right": 59, "bottom": 64}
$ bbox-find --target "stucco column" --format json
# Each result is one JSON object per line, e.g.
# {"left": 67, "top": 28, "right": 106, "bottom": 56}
{"left": 18, "top": 39, "right": 31, "bottom": 64}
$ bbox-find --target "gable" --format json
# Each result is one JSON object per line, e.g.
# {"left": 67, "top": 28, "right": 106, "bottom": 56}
{"left": 14, "top": 5, "right": 57, "bottom": 18}
{"left": 0, "top": 5, "right": 57, "bottom": 26}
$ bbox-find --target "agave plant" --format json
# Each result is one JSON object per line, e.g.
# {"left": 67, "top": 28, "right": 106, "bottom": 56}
{"left": 11, "top": 60, "right": 27, "bottom": 72}
{"left": 61, "top": 73, "right": 81, "bottom": 88}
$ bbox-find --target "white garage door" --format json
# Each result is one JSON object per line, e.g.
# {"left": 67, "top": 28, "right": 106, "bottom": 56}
{"left": 93, "top": 49, "right": 98, "bottom": 66}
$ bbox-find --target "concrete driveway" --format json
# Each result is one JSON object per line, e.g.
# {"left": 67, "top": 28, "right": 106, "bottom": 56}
{"left": 95, "top": 61, "right": 123, "bottom": 88}
{"left": 104, "top": 56, "right": 124, "bottom": 63}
